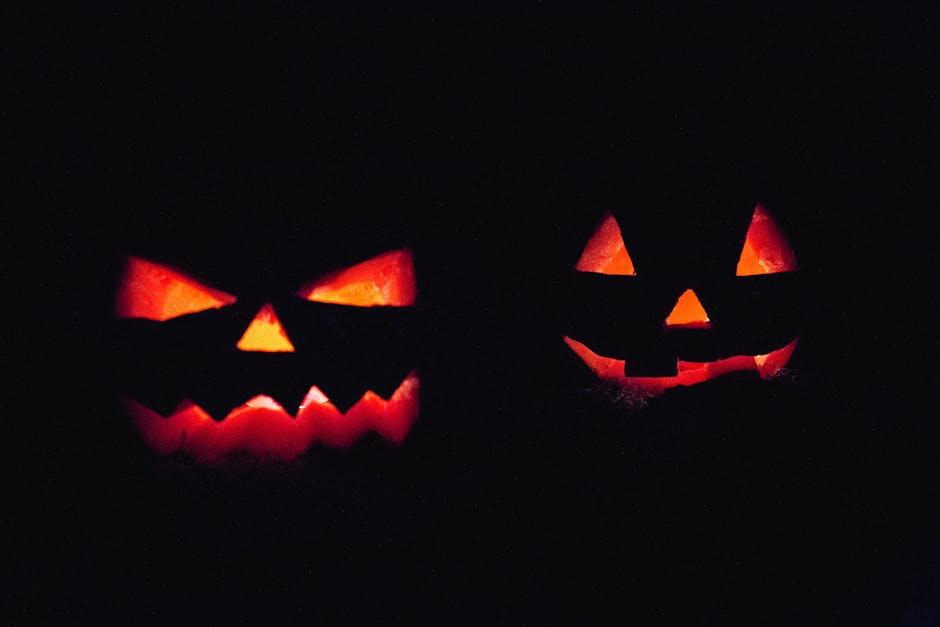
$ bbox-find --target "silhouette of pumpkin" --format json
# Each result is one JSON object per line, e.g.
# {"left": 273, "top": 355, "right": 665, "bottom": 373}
{"left": 564, "top": 203, "right": 799, "bottom": 396}
{"left": 113, "top": 246, "right": 419, "bottom": 462}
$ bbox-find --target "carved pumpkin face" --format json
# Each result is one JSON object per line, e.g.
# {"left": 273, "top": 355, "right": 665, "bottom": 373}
{"left": 111, "top": 220, "right": 420, "bottom": 463}
{"left": 564, "top": 203, "right": 800, "bottom": 397}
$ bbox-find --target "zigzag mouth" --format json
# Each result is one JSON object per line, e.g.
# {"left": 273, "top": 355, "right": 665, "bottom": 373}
{"left": 121, "top": 371, "right": 419, "bottom": 462}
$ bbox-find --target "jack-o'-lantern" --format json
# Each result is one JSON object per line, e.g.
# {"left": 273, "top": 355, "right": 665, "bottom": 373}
{"left": 564, "top": 203, "right": 800, "bottom": 397}
{"left": 112, "top": 241, "right": 419, "bottom": 463}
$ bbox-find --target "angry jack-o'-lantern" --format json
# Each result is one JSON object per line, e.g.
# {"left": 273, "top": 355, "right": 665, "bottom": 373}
{"left": 564, "top": 203, "right": 799, "bottom": 397}
{"left": 113, "top": 247, "right": 419, "bottom": 462}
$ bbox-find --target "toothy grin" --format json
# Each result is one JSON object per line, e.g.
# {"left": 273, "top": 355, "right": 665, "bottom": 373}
{"left": 122, "top": 371, "right": 419, "bottom": 461}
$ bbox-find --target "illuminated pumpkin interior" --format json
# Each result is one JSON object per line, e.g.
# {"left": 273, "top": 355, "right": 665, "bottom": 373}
{"left": 115, "top": 249, "right": 421, "bottom": 460}
{"left": 567, "top": 204, "right": 798, "bottom": 395}
{"left": 115, "top": 257, "right": 237, "bottom": 321}
{"left": 564, "top": 335, "right": 797, "bottom": 396}
{"left": 574, "top": 212, "right": 636, "bottom": 275}
{"left": 736, "top": 204, "right": 798, "bottom": 276}
{"left": 664, "top": 289, "right": 711, "bottom": 328}
{"left": 297, "top": 248, "right": 416, "bottom": 307}
{"left": 124, "top": 371, "right": 421, "bottom": 461}
{"left": 236, "top": 303, "right": 295, "bottom": 353}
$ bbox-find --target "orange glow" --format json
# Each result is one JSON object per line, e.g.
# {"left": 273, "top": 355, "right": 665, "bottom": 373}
{"left": 563, "top": 335, "right": 628, "bottom": 383}
{"left": 664, "top": 289, "right": 711, "bottom": 328}
{"left": 575, "top": 212, "right": 636, "bottom": 275}
{"left": 563, "top": 336, "right": 797, "bottom": 396}
{"left": 124, "top": 371, "right": 420, "bottom": 461}
{"left": 754, "top": 339, "right": 798, "bottom": 378}
{"left": 297, "top": 248, "right": 416, "bottom": 307}
{"left": 114, "top": 256, "right": 236, "bottom": 321}
{"left": 736, "top": 204, "right": 798, "bottom": 276}
{"left": 236, "top": 303, "right": 295, "bottom": 353}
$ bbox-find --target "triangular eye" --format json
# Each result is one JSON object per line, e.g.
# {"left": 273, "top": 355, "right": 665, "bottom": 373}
{"left": 296, "top": 248, "right": 416, "bottom": 307}
{"left": 736, "top": 204, "right": 798, "bottom": 276}
{"left": 575, "top": 212, "right": 636, "bottom": 275}
{"left": 114, "top": 256, "right": 237, "bottom": 321}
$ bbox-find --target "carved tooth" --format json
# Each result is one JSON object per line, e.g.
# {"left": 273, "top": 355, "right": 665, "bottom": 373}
{"left": 298, "top": 386, "right": 331, "bottom": 412}
{"left": 243, "top": 395, "right": 284, "bottom": 410}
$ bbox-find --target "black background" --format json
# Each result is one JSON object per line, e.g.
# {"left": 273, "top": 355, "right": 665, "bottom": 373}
{"left": 10, "top": 7, "right": 939, "bottom": 625}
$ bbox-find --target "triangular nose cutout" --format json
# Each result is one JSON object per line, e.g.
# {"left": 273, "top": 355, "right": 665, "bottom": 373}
{"left": 236, "top": 303, "right": 296, "bottom": 352}
{"left": 664, "top": 289, "right": 711, "bottom": 328}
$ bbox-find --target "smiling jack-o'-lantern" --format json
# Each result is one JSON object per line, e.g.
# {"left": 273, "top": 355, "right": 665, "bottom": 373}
{"left": 113, "top": 247, "right": 419, "bottom": 462}
{"left": 563, "top": 203, "right": 800, "bottom": 397}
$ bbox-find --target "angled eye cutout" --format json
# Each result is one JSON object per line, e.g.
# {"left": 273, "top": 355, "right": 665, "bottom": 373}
{"left": 115, "top": 256, "right": 237, "bottom": 321}
{"left": 736, "top": 204, "right": 798, "bottom": 276}
{"left": 296, "top": 248, "right": 416, "bottom": 307}
{"left": 575, "top": 212, "right": 636, "bottom": 275}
